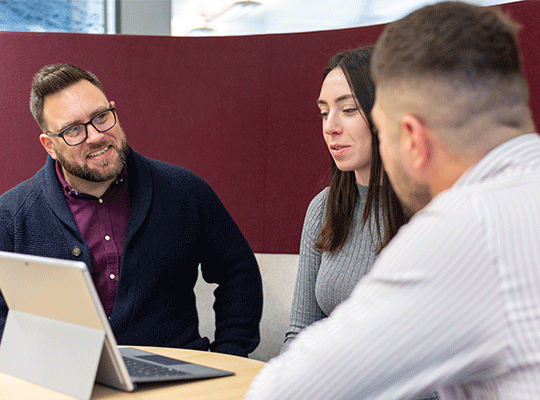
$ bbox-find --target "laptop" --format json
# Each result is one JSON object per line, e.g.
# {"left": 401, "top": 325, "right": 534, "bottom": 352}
{"left": 0, "top": 251, "right": 233, "bottom": 398}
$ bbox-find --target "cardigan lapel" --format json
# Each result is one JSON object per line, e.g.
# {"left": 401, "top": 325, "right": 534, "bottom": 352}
{"left": 40, "top": 156, "right": 84, "bottom": 240}
{"left": 124, "top": 148, "right": 153, "bottom": 248}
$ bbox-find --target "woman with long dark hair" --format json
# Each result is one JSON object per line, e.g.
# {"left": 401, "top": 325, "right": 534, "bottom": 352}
{"left": 282, "top": 45, "right": 437, "bottom": 400}
{"left": 283, "top": 45, "right": 407, "bottom": 349}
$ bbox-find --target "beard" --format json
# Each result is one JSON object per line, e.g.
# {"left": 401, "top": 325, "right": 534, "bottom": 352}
{"left": 387, "top": 156, "right": 432, "bottom": 216}
{"left": 55, "top": 139, "right": 129, "bottom": 183}
{"left": 400, "top": 182, "right": 432, "bottom": 217}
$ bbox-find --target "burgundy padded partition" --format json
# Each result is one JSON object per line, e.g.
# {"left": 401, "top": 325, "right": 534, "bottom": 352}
{"left": 0, "top": 1, "right": 538, "bottom": 254}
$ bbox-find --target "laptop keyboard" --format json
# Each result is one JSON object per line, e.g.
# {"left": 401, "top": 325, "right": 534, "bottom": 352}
{"left": 123, "top": 356, "right": 189, "bottom": 378}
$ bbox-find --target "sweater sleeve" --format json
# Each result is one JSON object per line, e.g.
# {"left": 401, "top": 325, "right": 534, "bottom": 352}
{"left": 191, "top": 176, "right": 263, "bottom": 357}
{"left": 281, "top": 189, "right": 327, "bottom": 353}
{"left": 0, "top": 194, "right": 15, "bottom": 339}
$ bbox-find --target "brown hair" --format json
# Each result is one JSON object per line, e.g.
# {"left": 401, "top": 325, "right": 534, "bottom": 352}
{"left": 316, "top": 46, "right": 407, "bottom": 253}
{"left": 372, "top": 2, "right": 522, "bottom": 83}
{"left": 371, "top": 2, "right": 532, "bottom": 151}
{"left": 30, "top": 63, "right": 105, "bottom": 130}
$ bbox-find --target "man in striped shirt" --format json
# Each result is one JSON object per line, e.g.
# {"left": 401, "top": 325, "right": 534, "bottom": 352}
{"left": 246, "top": 2, "right": 540, "bottom": 399}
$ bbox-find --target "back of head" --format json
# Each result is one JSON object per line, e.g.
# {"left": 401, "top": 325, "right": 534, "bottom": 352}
{"left": 371, "top": 1, "right": 534, "bottom": 155}
{"left": 30, "top": 63, "right": 104, "bottom": 131}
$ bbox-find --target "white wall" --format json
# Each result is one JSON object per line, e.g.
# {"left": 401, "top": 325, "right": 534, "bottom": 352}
{"left": 118, "top": 0, "right": 171, "bottom": 35}
{"left": 171, "top": 0, "right": 524, "bottom": 36}
{"left": 118, "top": 0, "right": 523, "bottom": 37}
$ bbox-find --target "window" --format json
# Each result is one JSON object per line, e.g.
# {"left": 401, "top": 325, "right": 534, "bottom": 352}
{"left": 0, "top": 0, "right": 115, "bottom": 34}
{"left": 171, "top": 0, "right": 523, "bottom": 37}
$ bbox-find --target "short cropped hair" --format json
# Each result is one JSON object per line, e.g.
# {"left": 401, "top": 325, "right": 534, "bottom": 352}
{"left": 371, "top": 1, "right": 532, "bottom": 152}
{"left": 372, "top": 1, "right": 522, "bottom": 83}
{"left": 30, "top": 63, "right": 105, "bottom": 131}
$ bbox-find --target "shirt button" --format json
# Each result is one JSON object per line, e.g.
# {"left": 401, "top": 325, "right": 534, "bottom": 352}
{"left": 72, "top": 247, "right": 81, "bottom": 256}
{"left": 105, "top": 235, "right": 111, "bottom": 241}
{"left": 98, "top": 198, "right": 103, "bottom": 204}
{"left": 109, "top": 274, "right": 116, "bottom": 280}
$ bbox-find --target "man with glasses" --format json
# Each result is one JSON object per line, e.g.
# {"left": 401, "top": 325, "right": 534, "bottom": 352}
{"left": 0, "top": 63, "right": 263, "bottom": 357}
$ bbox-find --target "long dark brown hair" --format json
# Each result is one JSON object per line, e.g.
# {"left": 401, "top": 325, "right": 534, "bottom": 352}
{"left": 315, "top": 46, "right": 408, "bottom": 253}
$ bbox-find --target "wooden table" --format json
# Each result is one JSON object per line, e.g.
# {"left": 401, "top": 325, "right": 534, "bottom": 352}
{"left": 0, "top": 346, "right": 265, "bottom": 400}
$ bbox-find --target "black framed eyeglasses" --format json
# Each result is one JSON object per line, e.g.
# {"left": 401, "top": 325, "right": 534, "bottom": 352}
{"left": 47, "top": 107, "right": 117, "bottom": 146}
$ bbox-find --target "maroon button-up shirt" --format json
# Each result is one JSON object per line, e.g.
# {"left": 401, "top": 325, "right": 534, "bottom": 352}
{"left": 56, "top": 161, "right": 130, "bottom": 315}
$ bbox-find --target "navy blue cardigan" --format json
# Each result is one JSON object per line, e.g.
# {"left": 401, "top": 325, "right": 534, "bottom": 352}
{"left": 0, "top": 148, "right": 262, "bottom": 356}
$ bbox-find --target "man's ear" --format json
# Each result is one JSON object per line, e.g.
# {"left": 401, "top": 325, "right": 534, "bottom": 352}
{"left": 400, "top": 114, "right": 432, "bottom": 171}
{"left": 39, "top": 133, "right": 58, "bottom": 160}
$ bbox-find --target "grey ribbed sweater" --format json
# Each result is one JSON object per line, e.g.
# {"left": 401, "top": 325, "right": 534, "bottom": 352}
{"left": 282, "top": 184, "right": 378, "bottom": 351}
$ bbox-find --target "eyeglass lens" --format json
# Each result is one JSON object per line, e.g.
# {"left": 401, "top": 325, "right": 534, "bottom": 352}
{"left": 63, "top": 109, "right": 116, "bottom": 145}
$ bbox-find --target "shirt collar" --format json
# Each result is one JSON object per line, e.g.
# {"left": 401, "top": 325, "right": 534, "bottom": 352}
{"left": 55, "top": 160, "right": 128, "bottom": 198}
{"left": 454, "top": 133, "right": 540, "bottom": 188}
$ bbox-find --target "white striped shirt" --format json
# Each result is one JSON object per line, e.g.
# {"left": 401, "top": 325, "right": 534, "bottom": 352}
{"left": 246, "top": 133, "right": 540, "bottom": 400}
